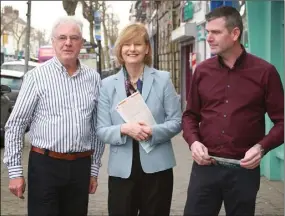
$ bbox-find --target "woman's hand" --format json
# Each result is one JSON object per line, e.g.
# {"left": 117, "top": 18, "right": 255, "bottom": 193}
{"left": 121, "top": 122, "right": 152, "bottom": 141}
{"left": 138, "top": 121, "right": 152, "bottom": 136}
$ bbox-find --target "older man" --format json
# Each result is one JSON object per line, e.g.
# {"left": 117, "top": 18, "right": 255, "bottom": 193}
{"left": 3, "top": 16, "right": 105, "bottom": 216}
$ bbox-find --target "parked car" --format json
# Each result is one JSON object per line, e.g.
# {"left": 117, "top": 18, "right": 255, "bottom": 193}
{"left": 0, "top": 84, "right": 12, "bottom": 146}
{"left": 1, "top": 59, "right": 39, "bottom": 72}
{"left": 1, "top": 69, "right": 24, "bottom": 107}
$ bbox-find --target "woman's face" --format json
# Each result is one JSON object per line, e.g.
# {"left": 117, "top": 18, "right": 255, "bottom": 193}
{"left": 121, "top": 36, "right": 149, "bottom": 66}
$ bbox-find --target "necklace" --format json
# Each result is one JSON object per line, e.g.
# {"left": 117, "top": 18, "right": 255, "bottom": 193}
{"left": 130, "top": 79, "right": 139, "bottom": 85}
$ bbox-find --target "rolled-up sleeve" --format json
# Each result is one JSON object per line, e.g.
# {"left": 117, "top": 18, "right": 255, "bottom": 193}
{"left": 258, "top": 65, "right": 284, "bottom": 152}
{"left": 182, "top": 68, "right": 201, "bottom": 148}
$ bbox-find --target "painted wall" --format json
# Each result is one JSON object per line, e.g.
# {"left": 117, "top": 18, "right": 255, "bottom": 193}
{"left": 247, "top": 0, "right": 284, "bottom": 181}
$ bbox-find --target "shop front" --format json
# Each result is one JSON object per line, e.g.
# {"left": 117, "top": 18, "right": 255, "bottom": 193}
{"left": 171, "top": 23, "right": 196, "bottom": 111}
{"left": 171, "top": 1, "right": 209, "bottom": 110}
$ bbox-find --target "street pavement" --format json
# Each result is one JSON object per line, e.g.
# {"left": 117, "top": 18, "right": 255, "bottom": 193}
{"left": 1, "top": 133, "right": 284, "bottom": 215}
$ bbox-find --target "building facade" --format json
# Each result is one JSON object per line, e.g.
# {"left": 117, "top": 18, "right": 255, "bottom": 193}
{"left": 1, "top": 6, "right": 45, "bottom": 61}
{"left": 171, "top": 1, "right": 211, "bottom": 110}
{"left": 132, "top": 0, "right": 182, "bottom": 93}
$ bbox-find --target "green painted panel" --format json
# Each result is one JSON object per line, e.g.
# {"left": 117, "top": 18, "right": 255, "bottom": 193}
{"left": 247, "top": 1, "right": 284, "bottom": 181}
{"left": 183, "top": 1, "right": 193, "bottom": 22}
{"left": 246, "top": 1, "right": 271, "bottom": 60}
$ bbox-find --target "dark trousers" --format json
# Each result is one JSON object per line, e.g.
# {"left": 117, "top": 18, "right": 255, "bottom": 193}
{"left": 184, "top": 162, "right": 260, "bottom": 216}
{"left": 28, "top": 151, "right": 91, "bottom": 216}
{"left": 108, "top": 141, "right": 173, "bottom": 216}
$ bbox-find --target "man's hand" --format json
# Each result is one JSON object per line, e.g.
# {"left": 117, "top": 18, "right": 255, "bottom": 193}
{"left": 240, "top": 144, "right": 263, "bottom": 169}
{"left": 89, "top": 176, "right": 98, "bottom": 194}
{"left": 190, "top": 141, "right": 212, "bottom": 165}
{"left": 9, "top": 177, "right": 26, "bottom": 199}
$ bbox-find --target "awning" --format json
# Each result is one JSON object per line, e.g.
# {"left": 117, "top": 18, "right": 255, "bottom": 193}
{"left": 171, "top": 23, "right": 197, "bottom": 42}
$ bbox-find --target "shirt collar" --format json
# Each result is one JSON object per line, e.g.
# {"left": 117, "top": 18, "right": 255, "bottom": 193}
{"left": 52, "top": 56, "right": 82, "bottom": 76}
{"left": 123, "top": 65, "right": 144, "bottom": 82}
{"left": 217, "top": 44, "right": 247, "bottom": 69}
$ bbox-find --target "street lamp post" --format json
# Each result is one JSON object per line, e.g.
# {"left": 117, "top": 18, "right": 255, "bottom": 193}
{"left": 97, "top": 39, "right": 102, "bottom": 75}
{"left": 94, "top": 10, "right": 102, "bottom": 76}
{"left": 24, "top": 0, "right": 31, "bottom": 73}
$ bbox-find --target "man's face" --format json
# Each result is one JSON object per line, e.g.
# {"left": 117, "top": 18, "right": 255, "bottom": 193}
{"left": 206, "top": 17, "right": 240, "bottom": 55}
{"left": 52, "top": 23, "right": 83, "bottom": 64}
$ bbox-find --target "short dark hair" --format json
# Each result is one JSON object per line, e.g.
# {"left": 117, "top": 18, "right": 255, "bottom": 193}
{"left": 205, "top": 6, "right": 243, "bottom": 41}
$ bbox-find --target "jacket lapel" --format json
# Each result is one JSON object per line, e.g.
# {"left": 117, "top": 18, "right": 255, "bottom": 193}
{"left": 114, "top": 69, "right": 127, "bottom": 102}
{"left": 142, "top": 65, "right": 154, "bottom": 101}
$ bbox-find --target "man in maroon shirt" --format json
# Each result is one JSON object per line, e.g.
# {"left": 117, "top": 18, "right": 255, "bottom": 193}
{"left": 182, "top": 6, "right": 284, "bottom": 216}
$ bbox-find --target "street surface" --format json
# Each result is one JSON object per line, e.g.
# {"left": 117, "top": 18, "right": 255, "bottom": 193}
{"left": 1, "top": 134, "right": 284, "bottom": 215}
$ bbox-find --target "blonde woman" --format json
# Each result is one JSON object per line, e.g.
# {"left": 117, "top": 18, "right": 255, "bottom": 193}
{"left": 96, "top": 23, "right": 182, "bottom": 216}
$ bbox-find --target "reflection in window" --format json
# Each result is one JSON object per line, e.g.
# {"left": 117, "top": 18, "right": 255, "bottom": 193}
{"left": 1, "top": 76, "right": 23, "bottom": 91}
{"left": 1, "top": 65, "right": 35, "bottom": 72}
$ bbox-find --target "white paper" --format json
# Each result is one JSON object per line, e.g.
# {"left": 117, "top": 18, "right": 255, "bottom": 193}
{"left": 116, "top": 92, "right": 156, "bottom": 153}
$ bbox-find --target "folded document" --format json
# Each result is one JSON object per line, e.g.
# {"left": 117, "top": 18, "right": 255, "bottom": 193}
{"left": 116, "top": 92, "right": 156, "bottom": 153}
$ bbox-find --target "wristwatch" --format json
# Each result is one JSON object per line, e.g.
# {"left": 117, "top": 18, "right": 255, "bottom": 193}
{"left": 256, "top": 144, "right": 265, "bottom": 156}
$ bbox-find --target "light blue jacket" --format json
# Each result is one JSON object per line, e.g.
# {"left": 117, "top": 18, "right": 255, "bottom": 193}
{"left": 96, "top": 65, "right": 182, "bottom": 178}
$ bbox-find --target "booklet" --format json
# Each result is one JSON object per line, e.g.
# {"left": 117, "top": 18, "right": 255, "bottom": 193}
{"left": 210, "top": 155, "right": 241, "bottom": 168}
{"left": 116, "top": 92, "right": 156, "bottom": 153}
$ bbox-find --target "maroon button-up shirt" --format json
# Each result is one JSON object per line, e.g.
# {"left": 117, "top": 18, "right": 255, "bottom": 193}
{"left": 182, "top": 49, "right": 284, "bottom": 159}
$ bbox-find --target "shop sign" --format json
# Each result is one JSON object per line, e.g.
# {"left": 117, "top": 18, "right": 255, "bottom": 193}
{"left": 183, "top": 1, "right": 202, "bottom": 22}
{"left": 183, "top": 1, "right": 193, "bottom": 22}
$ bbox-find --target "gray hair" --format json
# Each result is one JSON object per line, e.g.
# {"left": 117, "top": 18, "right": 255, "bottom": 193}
{"left": 51, "top": 16, "right": 83, "bottom": 39}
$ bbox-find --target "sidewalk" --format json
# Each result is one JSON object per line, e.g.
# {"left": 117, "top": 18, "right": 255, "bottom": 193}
{"left": 1, "top": 134, "right": 284, "bottom": 215}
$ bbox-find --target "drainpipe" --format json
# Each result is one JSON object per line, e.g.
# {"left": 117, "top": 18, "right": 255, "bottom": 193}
{"left": 24, "top": 0, "right": 31, "bottom": 73}
{"left": 155, "top": 1, "right": 159, "bottom": 69}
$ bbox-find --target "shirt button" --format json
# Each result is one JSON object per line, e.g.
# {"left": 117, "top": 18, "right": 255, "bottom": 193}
{"left": 227, "top": 85, "right": 230, "bottom": 88}
{"left": 224, "top": 114, "right": 227, "bottom": 118}
{"left": 225, "top": 100, "right": 229, "bottom": 103}
{"left": 222, "top": 130, "right": 225, "bottom": 134}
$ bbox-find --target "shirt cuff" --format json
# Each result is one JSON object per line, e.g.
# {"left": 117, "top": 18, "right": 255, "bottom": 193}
{"left": 258, "top": 139, "right": 270, "bottom": 154}
{"left": 8, "top": 165, "right": 24, "bottom": 179}
{"left": 184, "top": 133, "right": 200, "bottom": 149}
{"left": 91, "top": 163, "right": 100, "bottom": 177}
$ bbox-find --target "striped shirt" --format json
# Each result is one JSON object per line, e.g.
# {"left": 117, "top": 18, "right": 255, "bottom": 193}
{"left": 3, "top": 57, "right": 105, "bottom": 179}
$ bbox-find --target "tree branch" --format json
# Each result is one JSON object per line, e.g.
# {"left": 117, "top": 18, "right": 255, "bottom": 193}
{"left": 1, "top": 13, "right": 18, "bottom": 35}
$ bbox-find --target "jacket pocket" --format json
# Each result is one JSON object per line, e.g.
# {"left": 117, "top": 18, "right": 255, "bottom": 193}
{"left": 110, "top": 146, "right": 118, "bottom": 153}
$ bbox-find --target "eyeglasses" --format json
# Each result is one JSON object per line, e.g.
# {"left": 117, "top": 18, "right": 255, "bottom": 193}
{"left": 54, "top": 35, "right": 82, "bottom": 43}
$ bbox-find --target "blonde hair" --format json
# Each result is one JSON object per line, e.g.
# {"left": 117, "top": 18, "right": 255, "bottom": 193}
{"left": 114, "top": 23, "right": 152, "bottom": 67}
